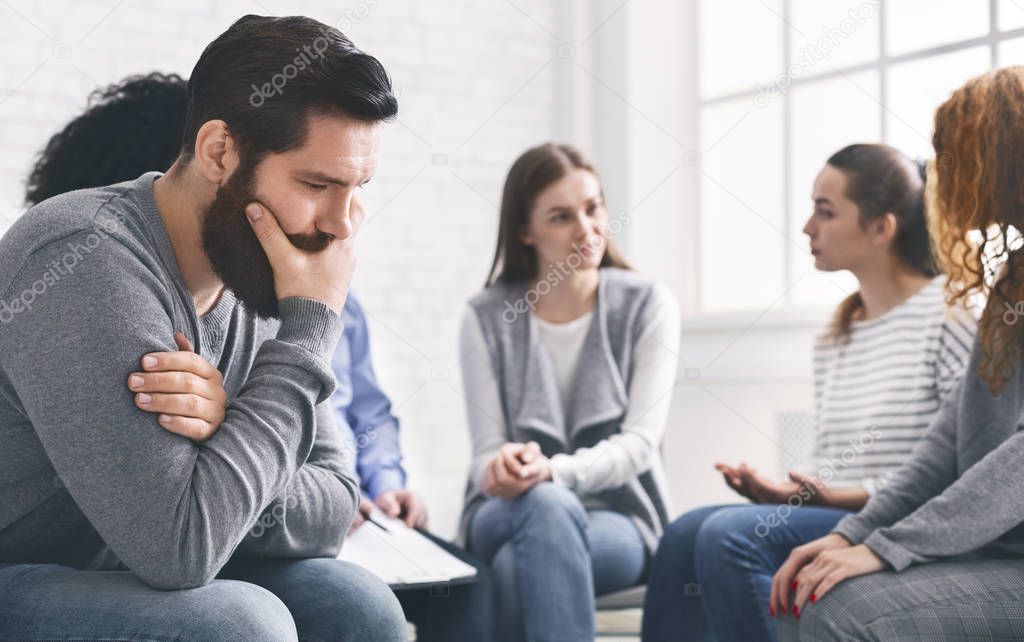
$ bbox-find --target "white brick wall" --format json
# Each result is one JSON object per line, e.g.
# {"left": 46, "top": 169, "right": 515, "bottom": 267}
{"left": 0, "top": 0, "right": 574, "bottom": 538}
{"left": 0, "top": 0, "right": 832, "bottom": 547}
{"left": 350, "top": 1, "right": 564, "bottom": 537}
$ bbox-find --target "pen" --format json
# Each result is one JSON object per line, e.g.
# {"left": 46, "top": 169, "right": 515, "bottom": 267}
{"left": 359, "top": 504, "right": 391, "bottom": 533}
{"left": 365, "top": 515, "right": 391, "bottom": 533}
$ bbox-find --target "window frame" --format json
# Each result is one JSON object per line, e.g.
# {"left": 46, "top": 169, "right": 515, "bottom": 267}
{"left": 693, "top": 0, "right": 1024, "bottom": 316}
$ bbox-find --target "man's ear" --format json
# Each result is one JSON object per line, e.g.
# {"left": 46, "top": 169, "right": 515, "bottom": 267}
{"left": 192, "top": 119, "right": 240, "bottom": 186}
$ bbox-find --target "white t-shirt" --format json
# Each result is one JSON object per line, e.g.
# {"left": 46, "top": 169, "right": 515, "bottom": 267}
{"left": 533, "top": 311, "right": 593, "bottom": 422}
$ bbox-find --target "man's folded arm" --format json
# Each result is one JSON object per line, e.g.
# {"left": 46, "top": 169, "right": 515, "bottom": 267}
{"left": 0, "top": 234, "right": 344, "bottom": 590}
{"left": 236, "top": 401, "right": 359, "bottom": 558}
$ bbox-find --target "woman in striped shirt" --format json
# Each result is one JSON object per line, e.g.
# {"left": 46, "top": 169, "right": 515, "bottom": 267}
{"left": 641, "top": 143, "right": 975, "bottom": 642}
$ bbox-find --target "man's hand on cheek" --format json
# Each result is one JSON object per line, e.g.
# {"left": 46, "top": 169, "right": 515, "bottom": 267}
{"left": 244, "top": 200, "right": 357, "bottom": 315}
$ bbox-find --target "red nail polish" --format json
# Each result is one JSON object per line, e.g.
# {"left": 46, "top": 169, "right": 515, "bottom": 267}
{"left": 810, "top": 594, "right": 816, "bottom": 603}
{"left": 769, "top": 606, "right": 776, "bottom": 617}
{"left": 793, "top": 605, "right": 800, "bottom": 618}
{"left": 791, "top": 581, "right": 798, "bottom": 591}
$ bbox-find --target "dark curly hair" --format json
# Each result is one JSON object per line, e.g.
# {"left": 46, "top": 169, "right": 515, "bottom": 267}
{"left": 24, "top": 71, "right": 187, "bottom": 206}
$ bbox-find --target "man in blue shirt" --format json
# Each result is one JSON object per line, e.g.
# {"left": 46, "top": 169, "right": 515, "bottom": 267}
{"left": 331, "top": 293, "right": 493, "bottom": 641}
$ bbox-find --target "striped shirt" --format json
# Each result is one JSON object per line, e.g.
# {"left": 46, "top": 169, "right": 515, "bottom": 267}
{"left": 810, "top": 277, "right": 976, "bottom": 495}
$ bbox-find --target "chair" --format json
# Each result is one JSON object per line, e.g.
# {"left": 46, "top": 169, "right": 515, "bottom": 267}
{"left": 595, "top": 584, "right": 646, "bottom": 639}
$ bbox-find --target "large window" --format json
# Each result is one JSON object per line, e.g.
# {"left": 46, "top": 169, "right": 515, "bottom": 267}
{"left": 697, "top": 0, "right": 1024, "bottom": 313}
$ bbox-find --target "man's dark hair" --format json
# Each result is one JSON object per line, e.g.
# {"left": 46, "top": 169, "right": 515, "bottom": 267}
{"left": 25, "top": 72, "right": 187, "bottom": 206}
{"left": 182, "top": 15, "right": 398, "bottom": 165}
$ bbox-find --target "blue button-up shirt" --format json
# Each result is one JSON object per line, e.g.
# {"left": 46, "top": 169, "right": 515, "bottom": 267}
{"left": 329, "top": 293, "right": 406, "bottom": 500}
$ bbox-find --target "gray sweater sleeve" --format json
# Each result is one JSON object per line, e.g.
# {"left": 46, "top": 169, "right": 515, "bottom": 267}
{"left": 832, "top": 379, "right": 962, "bottom": 555}
{"left": 236, "top": 401, "right": 358, "bottom": 557}
{"left": 860, "top": 427, "right": 1024, "bottom": 570}
{"left": 0, "top": 233, "right": 345, "bottom": 589}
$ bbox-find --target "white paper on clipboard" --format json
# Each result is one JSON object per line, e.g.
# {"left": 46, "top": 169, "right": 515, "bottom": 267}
{"left": 337, "top": 509, "right": 477, "bottom": 588}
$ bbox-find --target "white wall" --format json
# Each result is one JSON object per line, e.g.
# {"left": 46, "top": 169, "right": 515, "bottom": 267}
{"left": 0, "top": 0, "right": 571, "bottom": 538}
{"left": 609, "top": 0, "right": 829, "bottom": 515}
{"left": 0, "top": 0, "right": 829, "bottom": 538}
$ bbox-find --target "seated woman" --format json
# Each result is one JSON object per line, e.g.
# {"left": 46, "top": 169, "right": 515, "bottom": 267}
{"left": 642, "top": 143, "right": 976, "bottom": 642}
{"left": 773, "top": 66, "right": 1024, "bottom": 642}
{"left": 457, "top": 142, "right": 681, "bottom": 642}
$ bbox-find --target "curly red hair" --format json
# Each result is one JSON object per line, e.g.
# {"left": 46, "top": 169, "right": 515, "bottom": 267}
{"left": 930, "top": 66, "right": 1024, "bottom": 393}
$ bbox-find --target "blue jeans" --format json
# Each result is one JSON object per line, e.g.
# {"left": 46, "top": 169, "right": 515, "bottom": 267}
{"left": 0, "top": 556, "right": 406, "bottom": 641}
{"left": 468, "top": 482, "right": 648, "bottom": 642}
{"left": 641, "top": 503, "right": 851, "bottom": 642}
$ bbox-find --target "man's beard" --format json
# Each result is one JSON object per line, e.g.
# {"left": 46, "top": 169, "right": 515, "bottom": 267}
{"left": 201, "top": 158, "right": 332, "bottom": 319}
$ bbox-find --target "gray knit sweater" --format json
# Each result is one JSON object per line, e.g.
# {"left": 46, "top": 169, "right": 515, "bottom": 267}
{"left": 834, "top": 329, "right": 1024, "bottom": 571}
{"left": 0, "top": 172, "right": 356, "bottom": 589}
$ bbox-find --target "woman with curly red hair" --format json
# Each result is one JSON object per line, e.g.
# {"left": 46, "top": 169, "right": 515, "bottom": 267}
{"left": 775, "top": 66, "right": 1024, "bottom": 640}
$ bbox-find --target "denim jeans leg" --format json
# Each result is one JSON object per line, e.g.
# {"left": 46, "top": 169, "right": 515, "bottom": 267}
{"left": 218, "top": 556, "right": 407, "bottom": 642}
{"left": 0, "top": 562, "right": 298, "bottom": 641}
{"left": 694, "top": 504, "right": 851, "bottom": 642}
{"left": 468, "top": 482, "right": 594, "bottom": 642}
{"left": 589, "top": 509, "right": 648, "bottom": 596}
{"left": 641, "top": 503, "right": 738, "bottom": 642}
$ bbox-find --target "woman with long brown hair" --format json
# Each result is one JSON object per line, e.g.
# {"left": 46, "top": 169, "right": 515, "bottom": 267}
{"left": 774, "top": 66, "right": 1024, "bottom": 640}
{"left": 456, "top": 143, "right": 680, "bottom": 641}
{"left": 641, "top": 143, "right": 976, "bottom": 642}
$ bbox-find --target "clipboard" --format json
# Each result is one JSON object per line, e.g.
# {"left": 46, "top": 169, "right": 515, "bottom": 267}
{"left": 337, "top": 509, "right": 478, "bottom": 590}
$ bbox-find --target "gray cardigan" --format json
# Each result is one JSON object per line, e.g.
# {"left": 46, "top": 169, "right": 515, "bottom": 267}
{"left": 458, "top": 268, "right": 674, "bottom": 552}
{"left": 834, "top": 332, "right": 1024, "bottom": 571}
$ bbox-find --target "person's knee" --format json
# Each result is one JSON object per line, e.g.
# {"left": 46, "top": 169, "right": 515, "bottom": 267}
{"left": 348, "top": 564, "right": 406, "bottom": 641}
{"left": 305, "top": 561, "right": 406, "bottom": 641}
{"left": 518, "top": 482, "right": 586, "bottom": 531}
{"left": 185, "top": 580, "right": 298, "bottom": 642}
{"left": 780, "top": 582, "right": 872, "bottom": 642}
{"left": 694, "top": 507, "right": 764, "bottom": 561}
{"left": 658, "top": 508, "right": 717, "bottom": 561}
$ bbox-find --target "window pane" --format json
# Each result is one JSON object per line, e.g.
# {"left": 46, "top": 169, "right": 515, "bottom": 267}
{"left": 788, "top": 72, "right": 880, "bottom": 307}
{"left": 699, "top": 0, "right": 783, "bottom": 99}
{"left": 999, "top": 35, "right": 1024, "bottom": 65}
{"left": 788, "top": 0, "right": 880, "bottom": 72}
{"left": 999, "top": 0, "right": 1024, "bottom": 30}
{"left": 699, "top": 97, "right": 785, "bottom": 311}
{"left": 885, "top": 0, "right": 989, "bottom": 57}
{"left": 885, "top": 46, "right": 990, "bottom": 159}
